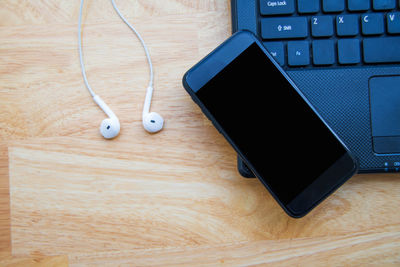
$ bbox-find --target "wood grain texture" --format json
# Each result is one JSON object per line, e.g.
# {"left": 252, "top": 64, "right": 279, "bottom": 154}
{"left": 0, "top": 144, "right": 10, "bottom": 257}
{"left": 0, "top": 255, "right": 68, "bottom": 267}
{"left": 1, "top": 0, "right": 400, "bottom": 266}
{"left": 68, "top": 225, "right": 400, "bottom": 266}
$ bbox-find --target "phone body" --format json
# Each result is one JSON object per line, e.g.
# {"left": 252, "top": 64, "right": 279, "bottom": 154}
{"left": 182, "top": 31, "right": 358, "bottom": 218}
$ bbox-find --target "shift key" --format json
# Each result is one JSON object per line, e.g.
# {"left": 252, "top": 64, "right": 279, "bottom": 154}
{"left": 261, "top": 17, "right": 308, "bottom": 39}
{"left": 363, "top": 37, "right": 400, "bottom": 63}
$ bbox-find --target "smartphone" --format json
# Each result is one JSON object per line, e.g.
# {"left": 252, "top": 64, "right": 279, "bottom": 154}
{"left": 182, "top": 31, "right": 358, "bottom": 218}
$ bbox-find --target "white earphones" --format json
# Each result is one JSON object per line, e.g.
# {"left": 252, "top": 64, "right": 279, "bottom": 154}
{"left": 142, "top": 86, "right": 164, "bottom": 133}
{"left": 78, "top": 0, "right": 164, "bottom": 139}
{"left": 111, "top": 0, "right": 164, "bottom": 133}
{"left": 93, "top": 95, "right": 121, "bottom": 139}
{"left": 78, "top": 0, "right": 120, "bottom": 139}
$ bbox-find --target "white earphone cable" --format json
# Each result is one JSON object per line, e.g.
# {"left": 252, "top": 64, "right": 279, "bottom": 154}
{"left": 78, "top": 0, "right": 96, "bottom": 97}
{"left": 110, "top": 0, "right": 154, "bottom": 89}
{"left": 78, "top": 0, "right": 154, "bottom": 98}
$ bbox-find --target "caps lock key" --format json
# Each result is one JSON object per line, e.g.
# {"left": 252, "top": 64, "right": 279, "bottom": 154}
{"left": 260, "top": 0, "right": 295, "bottom": 15}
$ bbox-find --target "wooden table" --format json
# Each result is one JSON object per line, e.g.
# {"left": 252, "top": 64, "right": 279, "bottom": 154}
{"left": 0, "top": 1, "right": 399, "bottom": 266}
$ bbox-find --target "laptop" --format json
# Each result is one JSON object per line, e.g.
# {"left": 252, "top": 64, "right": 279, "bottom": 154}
{"left": 231, "top": 0, "right": 400, "bottom": 175}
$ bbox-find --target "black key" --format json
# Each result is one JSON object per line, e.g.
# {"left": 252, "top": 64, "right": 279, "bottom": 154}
{"left": 387, "top": 12, "right": 400, "bottom": 34}
{"left": 348, "top": 0, "right": 370, "bottom": 11}
{"left": 323, "top": 0, "right": 345, "bottom": 13}
{"left": 336, "top": 15, "right": 359, "bottom": 36}
{"left": 338, "top": 39, "right": 360, "bottom": 64}
{"left": 261, "top": 17, "right": 308, "bottom": 39}
{"left": 361, "top": 13, "right": 384, "bottom": 35}
{"left": 298, "top": 0, "right": 320, "bottom": 14}
{"left": 260, "top": 0, "right": 295, "bottom": 15}
{"left": 311, "top": 16, "right": 333, "bottom": 37}
{"left": 263, "top": 42, "right": 285, "bottom": 66}
{"left": 312, "top": 40, "right": 335, "bottom": 65}
{"left": 311, "top": 16, "right": 334, "bottom": 37}
{"left": 287, "top": 41, "right": 310, "bottom": 66}
{"left": 363, "top": 37, "right": 400, "bottom": 63}
{"left": 373, "top": 0, "right": 396, "bottom": 10}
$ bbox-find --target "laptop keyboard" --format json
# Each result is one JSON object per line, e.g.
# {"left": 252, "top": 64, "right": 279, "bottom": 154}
{"left": 260, "top": 0, "right": 400, "bottom": 68}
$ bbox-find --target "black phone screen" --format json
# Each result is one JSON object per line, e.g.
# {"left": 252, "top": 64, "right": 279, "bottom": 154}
{"left": 195, "top": 42, "right": 347, "bottom": 205}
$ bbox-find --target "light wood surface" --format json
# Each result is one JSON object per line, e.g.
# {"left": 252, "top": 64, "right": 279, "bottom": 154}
{"left": 0, "top": 255, "right": 68, "bottom": 267}
{"left": 0, "top": 0, "right": 399, "bottom": 266}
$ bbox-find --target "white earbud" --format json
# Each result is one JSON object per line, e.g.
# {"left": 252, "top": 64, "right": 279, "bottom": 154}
{"left": 93, "top": 95, "right": 120, "bottom": 139}
{"left": 110, "top": 0, "right": 165, "bottom": 133}
{"left": 79, "top": 0, "right": 120, "bottom": 140}
{"left": 142, "top": 86, "right": 164, "bottom": 133}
